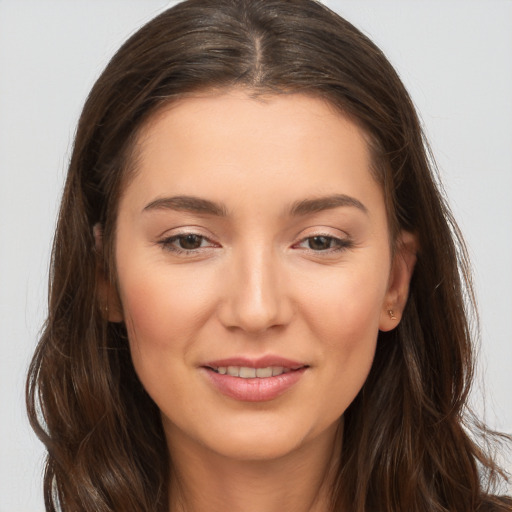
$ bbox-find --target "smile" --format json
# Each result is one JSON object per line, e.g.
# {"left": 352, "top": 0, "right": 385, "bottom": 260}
{"left": 202, "top": 359, "right": 308, "bottom": 401}
{"left": 208, "top": 366, "right": 297, "bottom": 378}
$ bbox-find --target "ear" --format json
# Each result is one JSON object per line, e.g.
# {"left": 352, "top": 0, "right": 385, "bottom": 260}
{"left": 379, "top": 230, "right": 418, "bottom": 332}
{"left": 93, "top": 223, "right": 124, "bottom": 323}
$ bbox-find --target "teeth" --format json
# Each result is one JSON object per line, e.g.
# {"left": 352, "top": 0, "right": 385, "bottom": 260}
{"left": 227, "top": 366, "right": 239, "bottom": 376}
{"left": 256, "top": 367, "right": 273, "bottom": 378}
{"left": 213, "top": 366, "right": 294, "bottom": 378}
{"left": 239, "top": 367, "right": 256, "bottom": 378}
{"left": 272, "top": 366, "right": 284, "bottom": 376}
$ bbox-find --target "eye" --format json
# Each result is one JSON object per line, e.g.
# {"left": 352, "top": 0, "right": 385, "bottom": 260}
{"left": 158, "top": 233, "right": 216, "bottom": 253}
{"left": 295, "top": 235, "right": 352, "bottom": 252}
{"left": 306, "top": 236, "right": 336, "bottom": 251}
{"left": 175, "top": 234, "right": 206, "bottom": 250}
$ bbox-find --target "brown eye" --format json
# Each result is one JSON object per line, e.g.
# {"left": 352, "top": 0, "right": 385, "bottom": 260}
{"left": 178, "top": 234, "right": 204, "bottom": 250}
{"left": 159, "top": 232, "right": 218, "bottom": 255}
{"left": 307, "top": 236, "right": 335, "bottom": 251}
{"left": 294, "top": 234, "right": 352, "bottom": 254}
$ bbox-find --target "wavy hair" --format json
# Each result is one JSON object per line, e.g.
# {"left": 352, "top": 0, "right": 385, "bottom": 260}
{"left": 27, "top": 0, "right": 511, "bottom": 511}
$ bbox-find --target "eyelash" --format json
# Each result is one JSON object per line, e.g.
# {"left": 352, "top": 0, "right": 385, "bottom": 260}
{"left": 158, "top": 233, "right": 217, "bottom": 255}
{"left": 293, "top": 234, "right": 353, "bottom": 254}
{"left": 158, "top": 232, "right": 353, "bottom": 256}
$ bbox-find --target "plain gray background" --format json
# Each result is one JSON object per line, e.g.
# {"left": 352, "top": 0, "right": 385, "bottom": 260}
{"left": 1, "top": 1, "right": 511, "bottom": 510}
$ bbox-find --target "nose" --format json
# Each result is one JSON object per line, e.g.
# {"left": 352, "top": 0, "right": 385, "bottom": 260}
{"left": 217, "top": 245, "right": 293, "bottom": 334}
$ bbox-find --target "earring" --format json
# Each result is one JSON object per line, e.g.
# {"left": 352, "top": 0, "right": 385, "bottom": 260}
{"left": 388, "top": 309, "right": 397, "bottom": 320}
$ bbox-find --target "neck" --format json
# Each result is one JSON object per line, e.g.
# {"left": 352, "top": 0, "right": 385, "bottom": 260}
{"left": 167, "top": 421, "right": 342, "bottom": 512}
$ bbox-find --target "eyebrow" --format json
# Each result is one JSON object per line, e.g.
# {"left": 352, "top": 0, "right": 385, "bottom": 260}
{"left": 143, "top": 195, "right": 228, "bottom": 216}
{"left": 142, "top": 193, "right": 367, "bottom": 217}
{"left": 288, "top": 194, "right": 368, "bottom": 216}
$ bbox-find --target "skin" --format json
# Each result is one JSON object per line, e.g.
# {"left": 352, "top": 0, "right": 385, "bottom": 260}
{"left": 101, "top": 90, "right": 416, "bottom": 512}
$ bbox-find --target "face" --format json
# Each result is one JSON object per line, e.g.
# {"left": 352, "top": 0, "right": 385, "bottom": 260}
{"left": 107, "top": 90, "right": 414, "bottom": 462}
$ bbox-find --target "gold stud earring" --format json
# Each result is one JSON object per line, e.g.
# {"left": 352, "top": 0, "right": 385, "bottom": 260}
{"left": 388, "top": 309, "right": 397, "bottom": 320}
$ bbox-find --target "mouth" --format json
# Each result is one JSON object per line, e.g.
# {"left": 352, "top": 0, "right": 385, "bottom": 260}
{"left": 201, "top": 358, "right": 309, "bottom": 401}
{"left": 206, "top": 365, "right": 305, "bottom": 378}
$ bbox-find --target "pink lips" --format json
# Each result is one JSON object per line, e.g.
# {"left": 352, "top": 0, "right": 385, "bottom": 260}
{"left": 201, "top": 356, "right": 308, "bottom": 402}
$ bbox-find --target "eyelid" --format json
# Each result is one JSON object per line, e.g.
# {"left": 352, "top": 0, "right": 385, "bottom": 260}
{"left": 156, "top": 224, "right": 215, "bottom": 239}
{"left": 292, "top": 225, "right": 350, "bottom": 242}
{"left": 291, "top": 227, "right": 354, "bottom": 254}
{"left": 157, "top": 228, "right": 220, "bottom": 255}
{"left": 294, "top": 235, "right": 352, "bottom": 250}
{"left": 155, "top": 226, "right": 353, "bottom": 255}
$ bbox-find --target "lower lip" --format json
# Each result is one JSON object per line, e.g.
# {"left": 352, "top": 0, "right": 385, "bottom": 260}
{"left": 202, "top": 367, "right": 307, "bottom": 402}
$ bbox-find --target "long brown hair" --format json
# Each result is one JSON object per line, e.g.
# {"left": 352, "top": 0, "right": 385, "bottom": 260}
{"left": 26, "top": 1, "right": 511, "bottom": 511}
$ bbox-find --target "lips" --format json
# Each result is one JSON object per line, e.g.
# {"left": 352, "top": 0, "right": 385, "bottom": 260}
{"left": 210, "top": 365, "right": 293, "bottom": 378}
{"left": 201, "top": 356, "right": 308, "bottom": 402}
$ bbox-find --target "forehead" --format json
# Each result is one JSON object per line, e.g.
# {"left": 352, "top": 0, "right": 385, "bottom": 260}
{"left": 121, "top": 90, "right": 383, "bottom": 220}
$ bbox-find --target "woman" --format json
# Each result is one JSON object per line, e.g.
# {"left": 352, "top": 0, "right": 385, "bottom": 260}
{"left": 26, "top": 0, "right": 511, "bottom": 511}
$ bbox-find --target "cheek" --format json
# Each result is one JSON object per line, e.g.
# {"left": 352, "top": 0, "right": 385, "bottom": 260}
{"left": 322, "top": 283, "right": 381, "bottom": 380}
{"left": 300, "top": 262, "right": 388, "bottom": 346}
{"left": 116, "top": 265, "right": 220, "bottom": 410}
{"left": 117, "top": 262, "right": 217, "bottom": 355}
{"left": 297, "top": 261, "right": 388, "bottom": 406}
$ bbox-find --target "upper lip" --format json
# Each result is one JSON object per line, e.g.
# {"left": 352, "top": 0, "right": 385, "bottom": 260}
{"left": 202, "top": 356, "right": 307, "bottom": 370}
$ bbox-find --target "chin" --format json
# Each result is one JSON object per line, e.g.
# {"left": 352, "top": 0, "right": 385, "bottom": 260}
{"left": 211, "top": 431, "right": 305, "bottom": 462}
{"left": 164, "top": 411, "right": 341, "bottom": 464}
